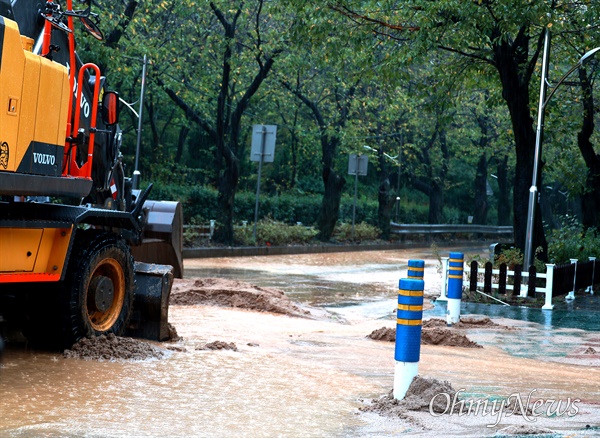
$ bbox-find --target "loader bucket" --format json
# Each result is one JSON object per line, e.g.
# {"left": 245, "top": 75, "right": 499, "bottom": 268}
{"left": 132, "top": 200, "right": 183, "bottom": 278}
{"left": 126, "top": 262, "right": 173, "bottom": 341}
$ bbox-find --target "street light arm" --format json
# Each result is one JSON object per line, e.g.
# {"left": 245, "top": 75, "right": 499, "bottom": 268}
{"left": 543, "top": 46, "right": 600, "bottom": 108}
{"left": 580, "top": 46, "right": 600, "bottom": 64}
{"left": 119, "top": 97, "right": 139, "bottom": 119}
{"left": 362, "top": 145, "right": 399, "bottom": 165}
{"left": 543, "top": 63, "right": 580, "bottom": 108}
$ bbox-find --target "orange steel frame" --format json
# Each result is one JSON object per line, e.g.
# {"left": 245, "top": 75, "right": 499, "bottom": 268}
{"left": 0, "top": 227, "right": 74, "bottom": 283}
{"left": 41, "top": 0, "right": 101, "bottom": 180}
{"left": 0, "top": 1, "right": 102, "bottom": 283}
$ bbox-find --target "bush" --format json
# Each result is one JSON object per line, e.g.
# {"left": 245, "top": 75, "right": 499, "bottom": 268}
{"left": 442, "top": 206, "right": 462, "bottom": 224}
{"left": 494, "top": 247, "right": 524, "bottom": 270}
{"left": 333, "top": 222, "right": 380, "bottom": 243}
{"left": 148, "top": 184, "right": 219, "bottom": 222}
{"left": 234, "top": 219, "right": 318, "bottom": 246}
{"left": 147, "top": 183, "right": 193, "bottom": 203}
{"left": 398, "top": 201, "right": 429, "bottom": 223}
{"left": 151, "top": 182, "right": 452, "bottom": 230}
{"left": 187, "top": 186, "right": 219, "bottom": 220}
{"left": 232, "top": 192, "right": 323, "bottom": 224}
{"left": 547, "top": 216, "right": 600, "bottom": 264}
{"left": 339, "top": 197, "right": 379, "bottom": 224}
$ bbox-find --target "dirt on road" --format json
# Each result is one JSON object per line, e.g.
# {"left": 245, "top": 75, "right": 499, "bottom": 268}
{"left": 63, "top": 333, "right": 165, "bottom": 361}
{"left": 170, "top": 277, "right": 311, "bottom": 317}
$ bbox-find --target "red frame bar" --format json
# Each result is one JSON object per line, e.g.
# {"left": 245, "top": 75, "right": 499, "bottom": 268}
{"left": 68, "top": 63, "right": 101, "bottom": 179}
{"left": 0, "top": 273, "right": 61, "bottom": 283}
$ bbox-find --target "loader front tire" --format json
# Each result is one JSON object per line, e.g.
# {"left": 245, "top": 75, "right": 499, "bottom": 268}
{"left": 61, "top": 230, "right": 134, "bottom": 348}
{"left": 22, "top": 231, "right": 134, "bottom": 350}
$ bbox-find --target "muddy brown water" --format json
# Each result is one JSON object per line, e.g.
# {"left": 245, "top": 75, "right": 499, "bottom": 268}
{"left": 1, "top": 245, "right": 599, "bottom": 437}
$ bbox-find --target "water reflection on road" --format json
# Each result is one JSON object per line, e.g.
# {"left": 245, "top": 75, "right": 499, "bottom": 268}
{"left": 184, "top": 245, "right": 489, "bottom": 306}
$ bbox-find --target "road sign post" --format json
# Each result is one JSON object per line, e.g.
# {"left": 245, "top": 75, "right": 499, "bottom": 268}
{"left": 251, "top": 125, "right": 277, "bottom": 243}
{"left": 348, "top": 154, "right": 368, "bottom": 240}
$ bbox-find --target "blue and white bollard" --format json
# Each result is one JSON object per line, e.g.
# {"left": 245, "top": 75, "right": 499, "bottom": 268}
{"left": 446, "top": 252, "right": 464, "bottom": 326}
{"left": 407, "top": 259, "right": 425, "bottom": 280}
{"left": 393, "top": 277, "right": 424, "bottom": 400}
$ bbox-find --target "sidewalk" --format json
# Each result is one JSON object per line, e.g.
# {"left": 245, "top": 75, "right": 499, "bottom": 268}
{"left": 182, "top": 239, "right": 501, "bottom": 259}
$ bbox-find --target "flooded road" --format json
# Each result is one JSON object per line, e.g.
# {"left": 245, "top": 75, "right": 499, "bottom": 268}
{"left": 1, "top": 244, "right": 599, "bottom": 437}
{"left": 183, "top": 245, "right": 490, "bottom": 306}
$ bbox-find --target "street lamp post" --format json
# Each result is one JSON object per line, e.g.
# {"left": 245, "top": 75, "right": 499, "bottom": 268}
{"left": 132, "top": 54, "right": 148, "bottom": 190}
{"left": 117, "top": 54, "right": 148, "bottom": 190}
{"left": 523, "top": 29, "right": 600, "bottom": 270}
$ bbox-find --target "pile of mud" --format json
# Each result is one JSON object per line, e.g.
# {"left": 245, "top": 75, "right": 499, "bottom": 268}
{"left": 559, "top": 345, "right": 600, "bottom": 366}
{"left": 170, "top": 278, "right": 310, "bottom": 317}
{"left": 168, "top": 323, "right": 182, "bottom": 342}
{"left": 422, "top": 316, "right": 503, "bottom": 329}
{"left": 367, "top": 327, "right": 396, "bottom": 342}
{"left": 63, "top": 334, "right": 164, "bottom": 361}
{"left": 196, "top": 341, "right": 238, "bottom": 351}
{"left": 367, "top": 326, "right": 482, "bottom": 348}
{"left": 421, "top": 328, "right": 482, "bottom": 348}
{"left": 361, "top": 376, "right": 458, "bottom": 418}
{"left": 497, "top": 425, "right": 555, "bottom": 435}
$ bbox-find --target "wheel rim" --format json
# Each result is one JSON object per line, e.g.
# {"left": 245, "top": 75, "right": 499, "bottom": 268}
{"left": 86, "top": 258, "right": 125, "bottom": 332}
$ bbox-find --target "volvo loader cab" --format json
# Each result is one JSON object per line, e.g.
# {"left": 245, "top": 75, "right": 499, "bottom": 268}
{"left": 0, "top": 0, "right": 183, "bottom": 350}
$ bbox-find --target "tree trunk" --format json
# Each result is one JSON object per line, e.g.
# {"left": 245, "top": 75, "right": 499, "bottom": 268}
{"left": 147, "top": 100, "right": 160, "bottom": 152}
{"left": 290, "top": 131, "right": 298, "bottom": 189}
{"left": 317, "top": 167, "right": 345, "bottom": 240}
{"left": 157, "top": 2, "right": 278, "bottom": 245}
{"left": 316, "top": 130, "right": 345, "bottom": 240}
{"left": 577, "top": 67, "right": 600, "bottom": 229}
{"left": 175, "top": 125, "right": 190, "bottom": 163}
{"left": 496, "top": 155, "right": 511, "bottom": 226}
{"left": 428, "top": 182, "right": 443, "bottom": 224}
{"left": 283, "top": 81, "right": 356, "bottom": 241}
{"left": 214, "top": 155, "right": 240, "bottom": 243}
{"left": 410, "top": 126, "right": 446, "bottom": 224}
{"left": 473, "top": 153, "right": 488, "bottom": 224}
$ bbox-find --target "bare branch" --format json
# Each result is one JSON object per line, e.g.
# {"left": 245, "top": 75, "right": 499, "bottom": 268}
{"left": 438, "top": 45, "right": 493, "bottom": 65}
{"left": 328, "top": 3, "right": 420, "bottom": 32}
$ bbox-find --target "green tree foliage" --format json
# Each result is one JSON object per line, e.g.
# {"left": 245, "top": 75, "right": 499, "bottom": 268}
{"left": 275, "top": 3, "right": 373, "bottom": 240}
{"left": 92, "top": 1, "right": 285, "bottom": 243}
{"left": 69, "top": 0, "right": 600, "bottom": 255}
{"left": 329, "top": 0, "right": 559, "bottom": 258}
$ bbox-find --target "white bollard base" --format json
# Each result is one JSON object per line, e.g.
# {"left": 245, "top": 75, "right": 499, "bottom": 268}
{"left": 446, "top": 298, "right": 461, "bottom": 325}
{"left": 393, "top": 361, "right": 419, "bottom": 400}
{"left": 565, "top": 291, "right": 575, "bottom": 301}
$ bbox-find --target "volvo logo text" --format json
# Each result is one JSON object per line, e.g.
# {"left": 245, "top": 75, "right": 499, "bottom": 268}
{"left": 33, "top": 153, "right": 56, "bottom": 166}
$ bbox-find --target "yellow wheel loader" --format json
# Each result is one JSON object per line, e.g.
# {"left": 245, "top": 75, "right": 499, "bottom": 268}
{"left": 0, "top": 0, "right": 182, "bottom": 350}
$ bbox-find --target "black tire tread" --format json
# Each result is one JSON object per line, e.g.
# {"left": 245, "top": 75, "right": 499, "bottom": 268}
{"left": 61, "top": 229, "right": 135, "bottom": 347}
{"left": 23, "top": 229, "right": 134, "bottom": 350}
